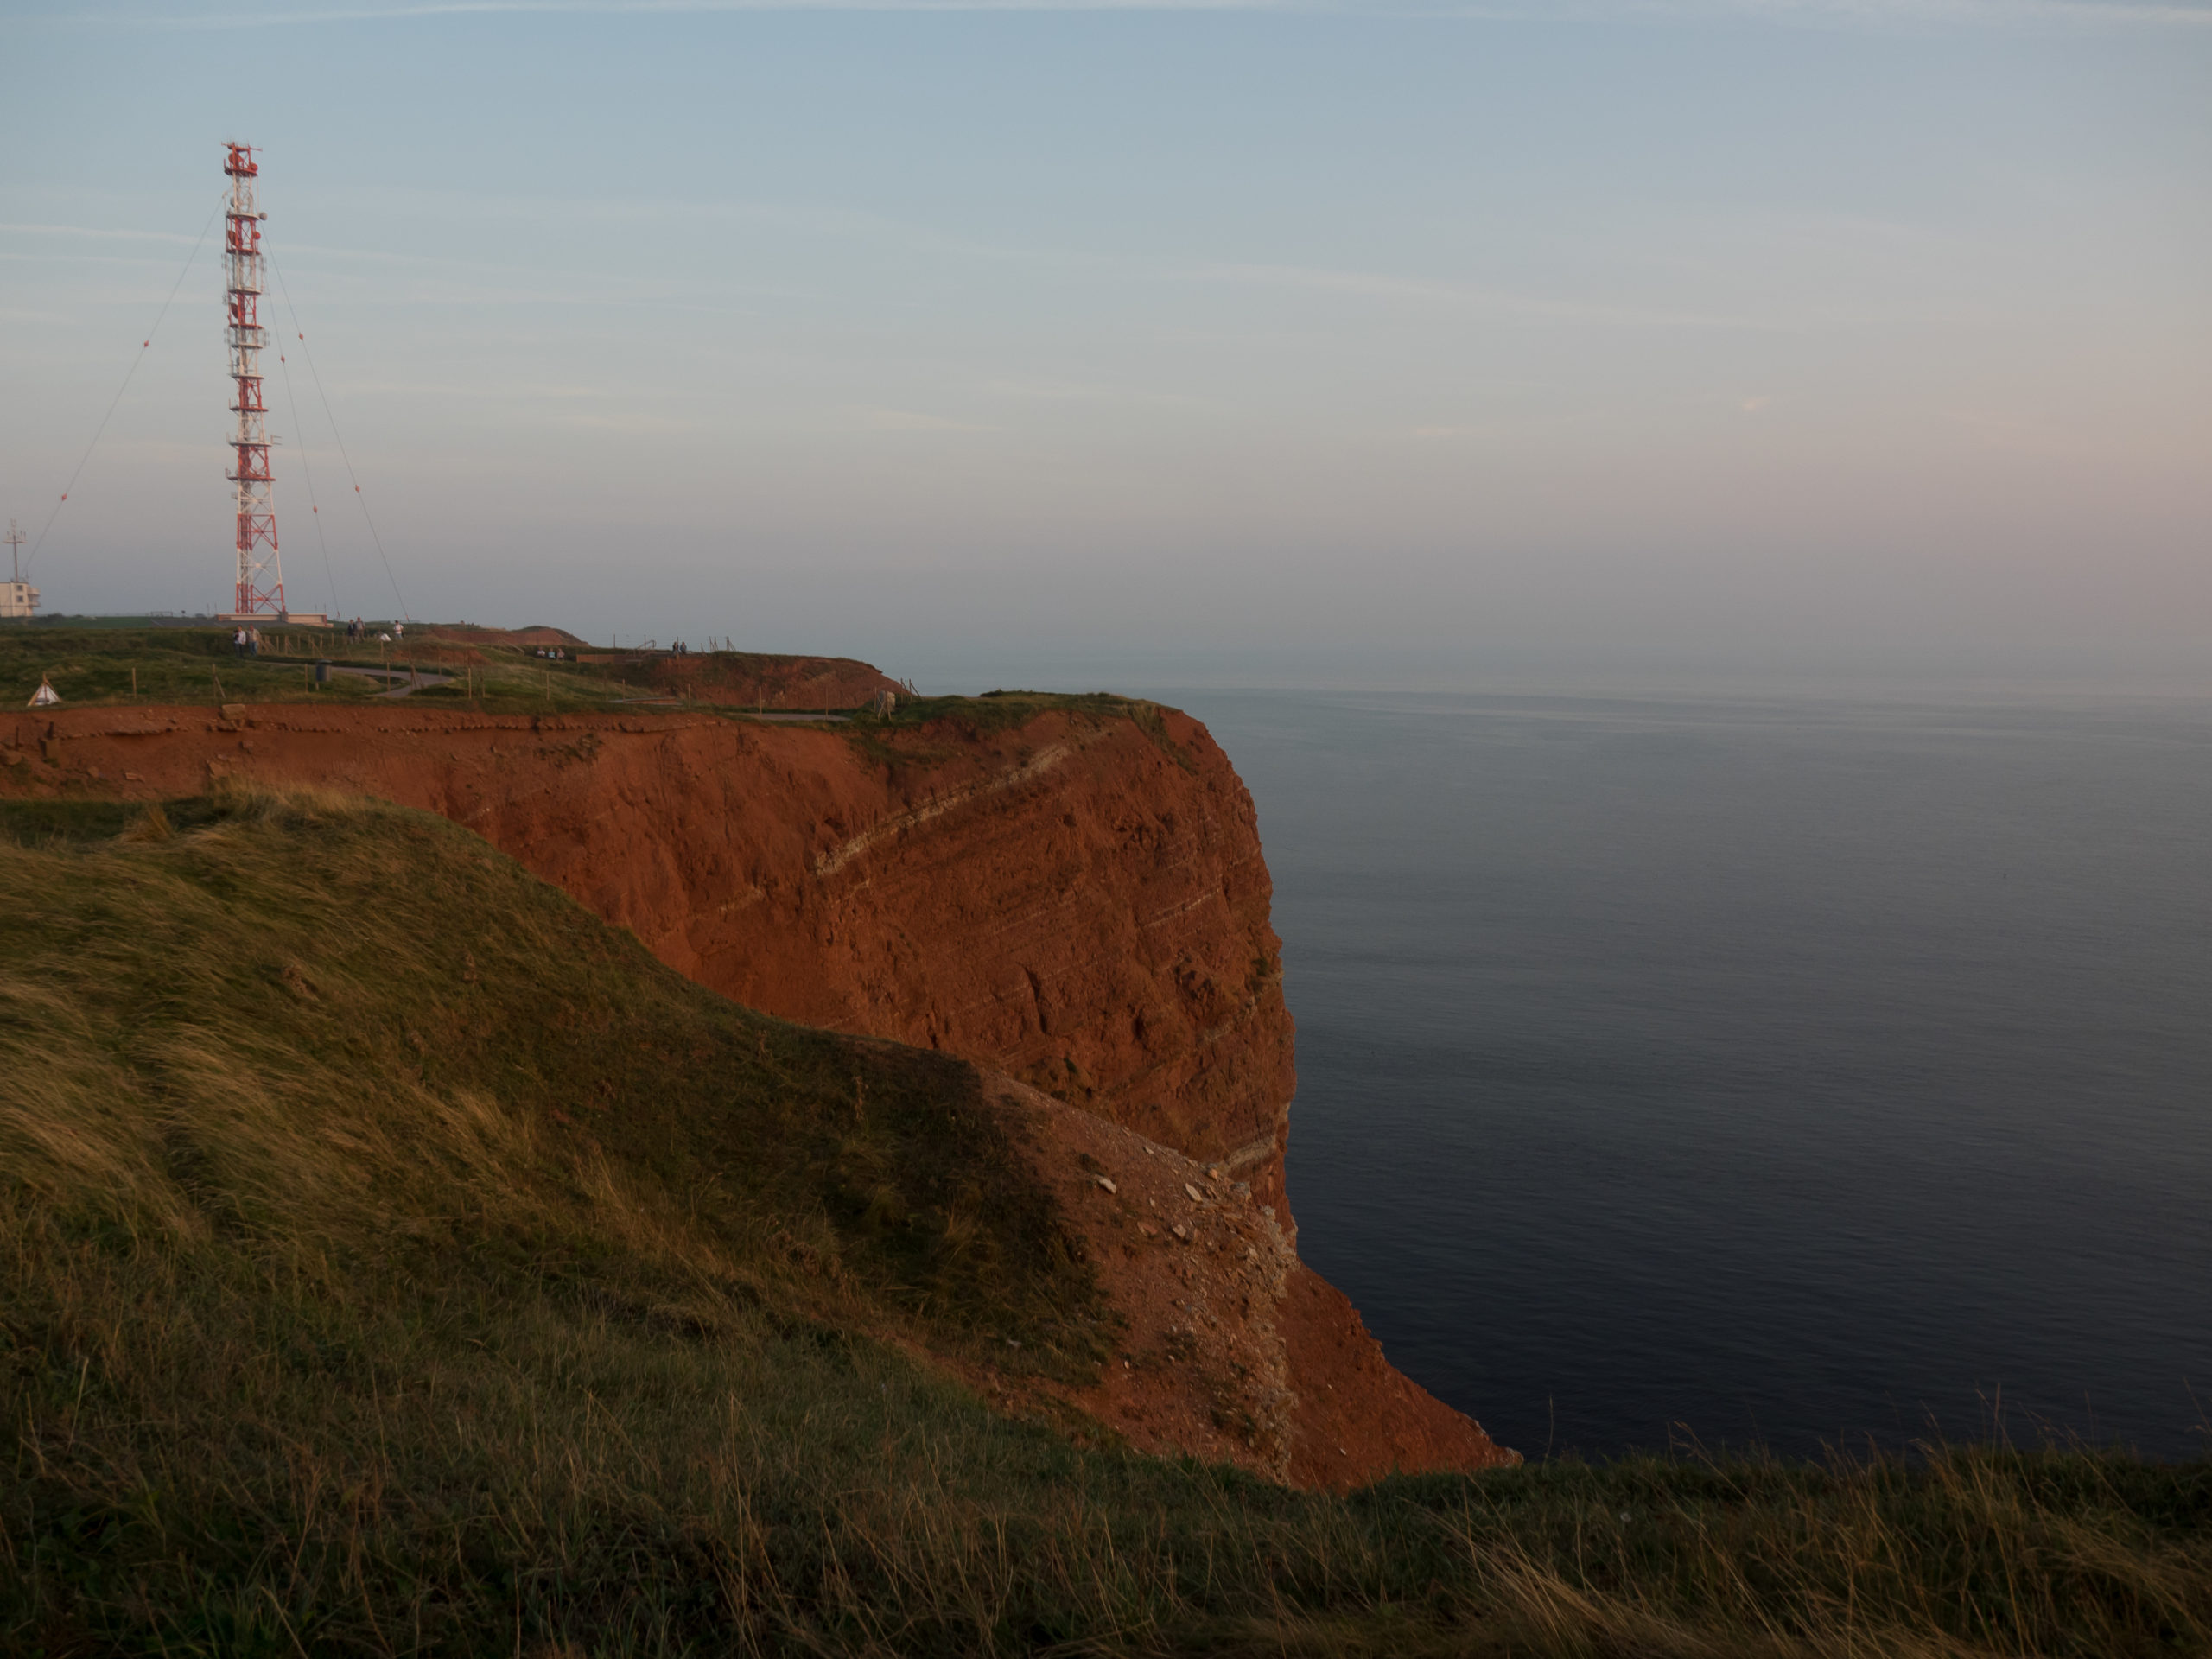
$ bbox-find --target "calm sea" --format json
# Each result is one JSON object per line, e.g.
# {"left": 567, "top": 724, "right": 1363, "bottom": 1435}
{"left": 1163, "top": 690, "right": 2212, "bottom": 1463}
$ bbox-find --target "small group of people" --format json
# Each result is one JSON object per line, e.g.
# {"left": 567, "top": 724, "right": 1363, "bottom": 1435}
{"left": 232, "top": 626, "right": 262, "bottom": 657}
{"left": 340, "top": 617, "right": 403, "bottom": 642}
{"left": 531, "top": 646, "right": 572, "bottom": 661}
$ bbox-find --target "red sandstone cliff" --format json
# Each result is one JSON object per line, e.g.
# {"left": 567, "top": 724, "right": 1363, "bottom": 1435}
{"left": 1, "top": 696, "right": 1510, "bottom": 1484}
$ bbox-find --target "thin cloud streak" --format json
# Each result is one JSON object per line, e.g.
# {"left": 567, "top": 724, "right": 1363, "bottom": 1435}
{"left": 32, "top": 0, "right": 2212, "bottom": 25}
{"left": 1177, "top": 260, "right": 1819, "bottom": 333}
{"left": 846, "top": 405, "right": 1001, "bottom": 432}
{"left": 0, "top": 251, "right": 196, "bottom": 270}
{"left": 0, "top": 221, "right": 211, "bottom": 244}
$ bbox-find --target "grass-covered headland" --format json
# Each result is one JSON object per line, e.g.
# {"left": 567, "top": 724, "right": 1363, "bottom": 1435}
{"left": 3, "top": 791, "right": 2207, "bottom": 1656}
{"left": 1, "top": 625, "right": 686, "bottom": 716}
{"left": 2, "top": 624, "right": 893, "bottom": 720}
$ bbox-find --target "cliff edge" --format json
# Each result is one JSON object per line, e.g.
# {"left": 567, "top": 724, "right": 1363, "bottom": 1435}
{"left": 2, "top": 692, "right": 1508, "bottom": 1484}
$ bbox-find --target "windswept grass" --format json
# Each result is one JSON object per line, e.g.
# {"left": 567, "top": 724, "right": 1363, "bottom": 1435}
{"left": 881, "top": 689, "right": 1153, "bottom": 735}
{"left": 3, "top": 791, "right": 2207, "bottom": 1656}
{"left": 848, "top": 690, "right": 1200, "bottom": 776}
{"left": 0, "top": 628, "right": 385, "bottom": 709}
{"left": 0, "top": 627, "right": 645, "bottom": 715}
{"left": 0, "top": 788, "right": 1107, "bottom": 1366}
{"left": 2, "top": 627, "right": 1210, "bottom": 741}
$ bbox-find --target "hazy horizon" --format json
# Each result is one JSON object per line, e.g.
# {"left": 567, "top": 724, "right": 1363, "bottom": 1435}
{"left": 5, "top": 0, "right": 2208, "bottom": 697}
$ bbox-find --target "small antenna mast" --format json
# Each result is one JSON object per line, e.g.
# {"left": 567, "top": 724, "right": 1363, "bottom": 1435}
{"left": 2, "top": 519, "right": 35, "bottom": 621}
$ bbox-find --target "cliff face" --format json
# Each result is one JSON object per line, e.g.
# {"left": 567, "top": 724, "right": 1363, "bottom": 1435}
{"left": 1, "top": 697, "right": 1508, "bottom": 1482}
{"left": 1000, "top": 1076, "right": 1512, "bottom": 1488}
{"left": 6, "top": 701, "right": 1294, "bottom": 1209}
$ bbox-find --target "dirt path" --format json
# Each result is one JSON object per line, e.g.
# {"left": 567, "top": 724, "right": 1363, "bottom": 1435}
{"left": 328, "top": 665, "right": 453, "bottom": 699}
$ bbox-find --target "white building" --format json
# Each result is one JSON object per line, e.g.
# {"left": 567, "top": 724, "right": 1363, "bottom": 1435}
{"left": 0, "top": 578, "right": 36, "bottom": 620}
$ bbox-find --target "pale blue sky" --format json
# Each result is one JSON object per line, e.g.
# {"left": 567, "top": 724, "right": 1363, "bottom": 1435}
{"left": 3, "top": 0, "right": 2207, "bottom": 690}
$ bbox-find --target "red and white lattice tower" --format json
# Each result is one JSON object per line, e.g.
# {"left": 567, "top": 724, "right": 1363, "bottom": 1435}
{"left": 222, "top": 141, "right": 285, "bottom": 620}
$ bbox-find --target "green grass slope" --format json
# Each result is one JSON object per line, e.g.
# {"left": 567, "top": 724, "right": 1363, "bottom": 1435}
{"left": 0, "top": 625, "right": 1131, "bottom": 723}
{"left": 3, "top": 792, "right": 2208, "bottom": 1656}
{"left": 0, "top": 627, "right": 641, "bottom": 715}
{"left": 2, "top": 627, "right": 385, "bottom": 709}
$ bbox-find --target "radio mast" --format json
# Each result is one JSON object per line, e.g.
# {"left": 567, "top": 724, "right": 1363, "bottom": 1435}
{"left": 222, "top": 142, "right": 286, "bottom": 620}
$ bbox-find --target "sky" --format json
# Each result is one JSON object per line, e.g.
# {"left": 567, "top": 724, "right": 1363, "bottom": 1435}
{"left": 3, "top": 0, "right": 2208, "bottom": 694}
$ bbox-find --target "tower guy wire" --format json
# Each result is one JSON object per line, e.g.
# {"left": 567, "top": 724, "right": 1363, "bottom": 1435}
{"left": 25, "top": 199, "right": 223, "bottom": 579}
{"left": 270, "top": 252, "right": 410, "bottom": 621}
{"left": 274, "top": 333, "right": 340, "bottom": 619}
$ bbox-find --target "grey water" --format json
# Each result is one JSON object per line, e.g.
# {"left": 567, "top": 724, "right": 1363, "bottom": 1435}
{"left": 1166, "top": 690, "right": 2212, "bottom": 1464}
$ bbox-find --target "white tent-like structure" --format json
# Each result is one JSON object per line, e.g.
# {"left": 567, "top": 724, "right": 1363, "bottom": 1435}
{"left": 29, "top": 678, "right": 59, "bottom": 708}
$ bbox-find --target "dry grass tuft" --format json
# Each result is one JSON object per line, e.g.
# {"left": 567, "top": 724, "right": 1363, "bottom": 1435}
{"left": 114, "top": 802, "right": 172, "bottom": 842}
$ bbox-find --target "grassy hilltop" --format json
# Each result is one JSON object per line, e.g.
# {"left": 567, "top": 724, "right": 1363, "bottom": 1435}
{"left": 3, "top": 791, "right": 2209, "bottom": 1656}
{"left": 0, "top": 623, "right": 632, "bottom": 714}
{"left": 0, "top": 625, "right": 862, "bottom": 717}
{"left": 0, "top": 624, "right": 1212, "bottom": 756}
